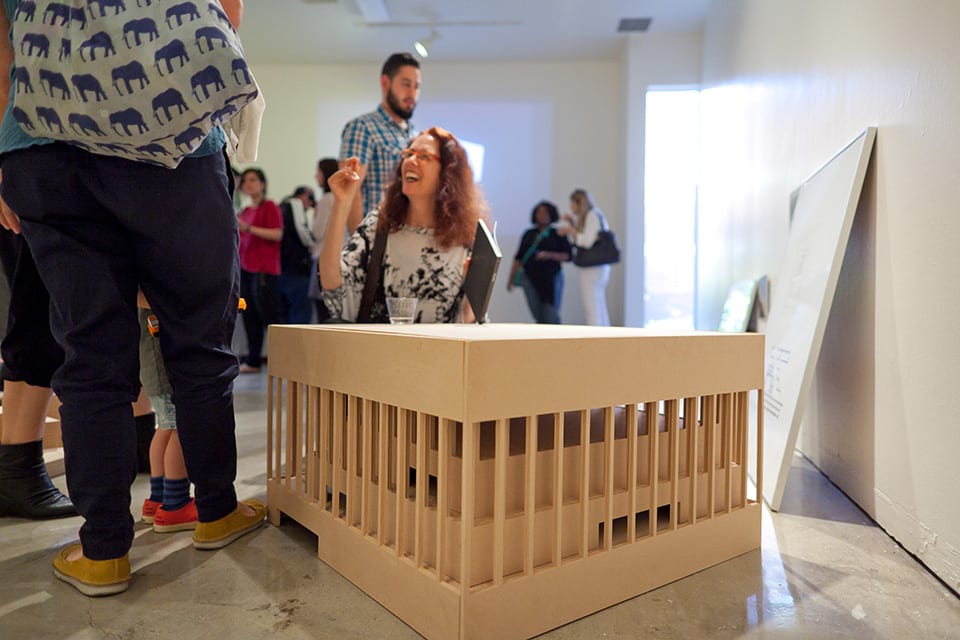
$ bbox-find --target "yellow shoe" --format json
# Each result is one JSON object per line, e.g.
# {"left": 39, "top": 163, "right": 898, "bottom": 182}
{"left": 52, "top": 543, "right": 130, "bottom": 596}
{"left": 192, "top": 499, "right": 266, "bottom": 550}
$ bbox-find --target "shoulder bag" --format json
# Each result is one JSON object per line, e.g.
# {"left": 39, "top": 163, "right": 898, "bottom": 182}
{"left": 573, "top": 212, "right": 620, "bottom": 267}
{"left": 11, "top": 0, "right": 259, "bottom": 168}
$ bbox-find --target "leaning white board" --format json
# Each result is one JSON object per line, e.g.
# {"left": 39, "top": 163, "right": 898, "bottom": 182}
{"left": 754, "top": 127, "right": 877, "bottom": 511}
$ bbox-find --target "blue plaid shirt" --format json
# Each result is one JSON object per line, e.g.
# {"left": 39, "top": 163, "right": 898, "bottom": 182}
{"left": 339, "top": 105, "right": 415, "bottom": 216}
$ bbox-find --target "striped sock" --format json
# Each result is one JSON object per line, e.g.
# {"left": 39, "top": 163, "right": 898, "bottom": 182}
{"left": 162, "top": 477, "right": 191, "bottom": 511}
{"left": 149, "top": 476, "right": 164, "bottom": 503}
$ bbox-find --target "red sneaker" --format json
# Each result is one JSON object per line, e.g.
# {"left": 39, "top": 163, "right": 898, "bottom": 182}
{"left": 141, "top": 498, "right": 162, "bottom": 524}
{"left": 153, "top": 498, "right": 198, "bottom": 533}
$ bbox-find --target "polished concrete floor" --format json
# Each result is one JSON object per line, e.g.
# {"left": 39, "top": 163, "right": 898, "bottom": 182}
{"left": 2, "top": 371, "right": 958, "bottom": 639}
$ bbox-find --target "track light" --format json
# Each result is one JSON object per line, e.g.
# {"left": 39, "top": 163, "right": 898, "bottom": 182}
{"left": 414, "top": 29, "right": 438, "bottom": 58}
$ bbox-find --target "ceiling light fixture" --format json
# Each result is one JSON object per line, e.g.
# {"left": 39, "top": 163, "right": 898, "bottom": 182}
{"left": 414, "top": 28, "right": 439, "bottom": 58}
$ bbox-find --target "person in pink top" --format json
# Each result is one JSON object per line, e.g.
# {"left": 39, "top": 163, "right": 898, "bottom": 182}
{"left": 236, "top": 168, "right": 283, "bottom": 373}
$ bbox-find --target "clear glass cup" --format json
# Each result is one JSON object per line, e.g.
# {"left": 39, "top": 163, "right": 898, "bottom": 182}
{"left": 385, "top": 297, "right": 418, "bottom": 324}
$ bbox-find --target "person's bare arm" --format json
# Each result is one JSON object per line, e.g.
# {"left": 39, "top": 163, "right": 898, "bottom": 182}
{"left": 0, "top": 6, "right": 21, "bottom": 234}
{"left": 238, "top": 221, "right": 282, "bottom": 241}
{"left": 219, "top": 0, "right": 243, "bottom": 29}
{"left": 319, "top": 158, "right": 362, "bottom": 290}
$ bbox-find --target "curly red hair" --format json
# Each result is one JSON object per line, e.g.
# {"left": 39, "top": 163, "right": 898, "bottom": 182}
{"left": 378, "top": 127, "right": 489, "bottom": 249}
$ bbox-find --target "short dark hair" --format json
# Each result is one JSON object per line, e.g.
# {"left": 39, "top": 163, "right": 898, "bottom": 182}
{"left": 381, "top": 52, "right": 419, "bottom": 79}
{"left": 292, "top": 186, "right": 315, "bottom": 205}
{"left": 241, "top": 167, "right": 267, "bottom": 193}
{"left": 531, "top": 200, "right": 560, "bottom": 225}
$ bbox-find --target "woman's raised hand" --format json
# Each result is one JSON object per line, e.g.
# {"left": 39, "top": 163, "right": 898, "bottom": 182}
{"left": 328, "top": 157, "right": 361, "bottom": 204}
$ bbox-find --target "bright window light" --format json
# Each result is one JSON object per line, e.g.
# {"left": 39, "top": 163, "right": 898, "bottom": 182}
{"left": 643, "top": 89, "right": 699, "bottom": 329}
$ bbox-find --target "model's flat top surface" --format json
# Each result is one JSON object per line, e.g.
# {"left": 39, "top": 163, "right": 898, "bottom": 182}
{"left": 274, "top": 322, "right": 759, "bottom": 343}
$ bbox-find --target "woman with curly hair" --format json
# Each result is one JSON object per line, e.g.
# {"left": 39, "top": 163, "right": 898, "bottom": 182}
{"left": 319, "top": 126, "right": 489, "bottom": 323}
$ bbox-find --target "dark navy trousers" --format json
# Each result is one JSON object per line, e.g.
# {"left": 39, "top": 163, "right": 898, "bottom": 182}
{"left": 1, "top": 144, "right": 241, "bottom": 560}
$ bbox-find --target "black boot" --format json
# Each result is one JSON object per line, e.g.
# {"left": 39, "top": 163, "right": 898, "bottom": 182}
{"left": 134, "top": 412, "right": 156, "bottom": 474}
{"left": 0, "top": 440, "right": 78, "bottom": 519}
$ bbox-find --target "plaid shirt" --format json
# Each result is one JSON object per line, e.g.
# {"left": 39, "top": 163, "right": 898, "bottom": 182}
{"left": 339, "top": 105, "right": 415, "bottom": 216}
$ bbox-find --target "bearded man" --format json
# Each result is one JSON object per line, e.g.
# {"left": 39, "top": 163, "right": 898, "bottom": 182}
{"left": 338, "top": 52, "right": 421, "bottom": 232}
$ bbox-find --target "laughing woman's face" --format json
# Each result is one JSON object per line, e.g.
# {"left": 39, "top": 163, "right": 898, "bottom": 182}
{"left": 399, "top": 134, "right": 441, "bottom": 200}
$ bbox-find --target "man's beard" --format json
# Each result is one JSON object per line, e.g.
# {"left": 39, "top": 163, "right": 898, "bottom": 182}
{"left": 387, "top": 89, "right": 415, "bottom": 120}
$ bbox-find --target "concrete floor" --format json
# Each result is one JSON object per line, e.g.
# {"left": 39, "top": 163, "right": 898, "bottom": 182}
{"left": 2, "top": 371, "right": 958, "bottom": 639}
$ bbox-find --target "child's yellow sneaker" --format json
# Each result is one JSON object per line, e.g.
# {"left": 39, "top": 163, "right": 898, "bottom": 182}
{"left": 52, "top": 543, "right": 130, "bottom": 596}
{"left": 192, "top": 499, "right": 265, "bottom": 550}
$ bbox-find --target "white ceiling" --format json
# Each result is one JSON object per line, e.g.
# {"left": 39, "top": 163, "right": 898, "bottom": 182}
{"left": 239, "top": 0, "right": 710, "bottom": 65}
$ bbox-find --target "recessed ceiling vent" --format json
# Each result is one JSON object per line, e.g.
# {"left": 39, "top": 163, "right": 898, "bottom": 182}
{"left": 617, "top": 17, "right": 652, "bottom": 33}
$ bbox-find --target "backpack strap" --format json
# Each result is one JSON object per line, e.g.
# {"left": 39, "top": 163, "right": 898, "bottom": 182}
{"left": 357, "top": 230, "right": 388, "bottom": 323}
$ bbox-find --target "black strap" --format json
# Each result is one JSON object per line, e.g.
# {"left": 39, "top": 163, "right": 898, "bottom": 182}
{"left": 357, "top": 230, "right": 387, "bottom": 323}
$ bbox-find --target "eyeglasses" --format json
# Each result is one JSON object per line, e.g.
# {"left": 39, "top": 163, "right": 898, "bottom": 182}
{"left": 400, "top": 149, "right": 440, "bottom": 163}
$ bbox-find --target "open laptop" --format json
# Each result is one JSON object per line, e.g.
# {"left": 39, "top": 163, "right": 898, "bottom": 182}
{"left": 461, "top": 219, "right": 501, "bottom": 323}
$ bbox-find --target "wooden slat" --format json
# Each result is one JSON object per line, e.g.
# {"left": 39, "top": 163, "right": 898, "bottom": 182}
{"left": 460, "top": 422, "right": 478, "bottom": 591}
{"left": 331, "top": 392, "right": 343, "bottom": 520}
{"left": 437, "top": 418, "right": 451, "bottom": 581}
{"left": 646, "top": 402, "right": 659, "bottom": 537}
{"left": 705, "top": 395, "right": 716, "bottom": 519}
{"left": 626, "top": 403, "right": 638, "bottom": 543}
{"left": 738, "top": 391, "right": 749, "bottom": 507}
{"left": 579, "top": 409, "right": 590, "bottom": 558}
{"left": 266, "top": 375, "right": 275, "bottom": 480}
{"left": 493, "top": 418, "right": 508, "bottom": 584}
{"left": 723, "top": 393, "right": 733, "bottom": 513}
{"left": 377, "top": 402, "right": 389, "bottom": 545}
{"left": 524, "top": 415, "right": 536, "bottom": 575}
{"left": 415, "top": 412, "right": 427, "bottom": 568}
{"left": 346, "top": 396, "right": 359, "bottom": 526}
{"left": 603, "top": 406, "right": 614, "bottom": 550}
{"left": 552, "top": 412, "right": 563, "bottom": 566}
{"left": 756, "top": 389, "right": 765, "bottom": 501}
{"left": 361, "top": 399, "right": 373, "bottom": 535}
{"left": 667, "top": 399, "right": 680, "bottom": 530}
{"left": 295, "top": 383, "right": 304, "bottom": 495}
{"left": 307, "top": 387, "right": 318, "bottom": 503}
{"left": 684, "top": 397, "right": 698, "bottom": 526}
{"left": 395, "top": 408, "right": 408, "bottom": 558}
{"left": 319, "top": 389, "right": 331, "bottom": 513}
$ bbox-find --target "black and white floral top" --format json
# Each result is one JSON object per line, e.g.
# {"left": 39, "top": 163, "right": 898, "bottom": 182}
{"left": 323, "top": 211, "right": 471, "bottom": 323}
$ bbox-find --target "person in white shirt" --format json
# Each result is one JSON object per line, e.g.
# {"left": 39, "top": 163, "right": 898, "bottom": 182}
{"left": 559, "top": 189, "right": 611, "bottom": 326}
{"left": 308, "top": 158, "right": 341, "bottom": 322}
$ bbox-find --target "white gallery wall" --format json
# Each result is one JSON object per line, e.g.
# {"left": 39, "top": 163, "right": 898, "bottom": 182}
{"left": 249, "top": 61, "right": 624, "bottom": 326}
{"left": 698, "top": 0, "right": 960, "bottom": 589}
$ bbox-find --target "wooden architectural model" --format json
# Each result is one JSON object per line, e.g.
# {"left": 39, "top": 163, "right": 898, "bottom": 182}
{"left": 266, "top": 324, "right": 764, "bottom": 639}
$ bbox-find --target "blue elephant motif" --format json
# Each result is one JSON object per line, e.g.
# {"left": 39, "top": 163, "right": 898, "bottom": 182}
{"left": 12, "top": 107, "right": 36, "bottom": 131}
{"left": 122, "top": 17, "right": 159, "bottom": 48}
{"left": 39, "top": 69, "right": 71, "bottom": 99}
{"left": 190, "top": 65, "right": 225, "bottom": 101}
{"left": 12, "top": 0, "right": 257, "bottom": 168}
{"left": 35, "top": 106, "right": 64, "bottom": 133}
{"left": 87, "top": 0, "right": 127, "bottom": 18}
{"left": 71, "top": 73, "right": 108, "bottom": 102}
{"left": 69, "top": 113, "right": 108, "bottom": 136}
{"left": 165, "top": 2, "right": 200, "bottom": 28}
{"left": 152, "top": 88, "right": 188, "bottom": 123}
{"left": 154, "top": 39, "right": 189, "bottom": 75}
{"left": 109, "top": 107, "right": 150, "bottom": 135}
{"left": 42, "top": 2, "right": 70, "bottom": 25}
{"left": 111, "top": 60, "right": 150, "bottom": 95}
{"left": 20, "top": 33, "right": 50, "bottom": 57}
{"left": 78, "top": 32, "right": 116, "bottom": 61}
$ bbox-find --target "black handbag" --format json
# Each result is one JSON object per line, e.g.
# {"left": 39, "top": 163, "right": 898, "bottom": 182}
{"left": 573, "top": 213, "right": 620, "bottom": 267}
